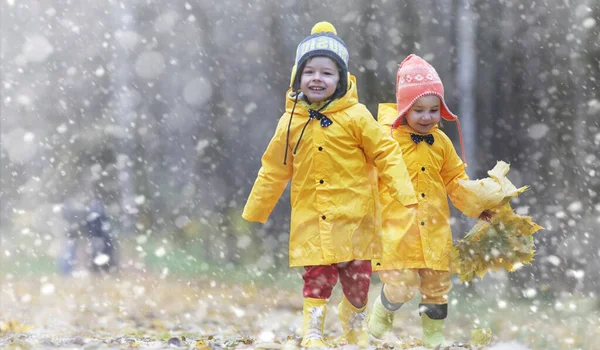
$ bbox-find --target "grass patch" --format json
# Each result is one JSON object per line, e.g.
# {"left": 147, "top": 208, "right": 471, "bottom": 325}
{"left": 0, "top": 253, "right": 58, "bottom": 277}
{"left": 0, "top": 234, "right": 299, "bottom": 291}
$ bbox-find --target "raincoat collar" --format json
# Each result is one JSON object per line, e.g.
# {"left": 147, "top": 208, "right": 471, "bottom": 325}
{"left": 378, "top": 102, "right": 465, "bottom": 163}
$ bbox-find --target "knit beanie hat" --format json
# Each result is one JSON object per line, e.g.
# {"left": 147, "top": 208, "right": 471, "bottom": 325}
{"left": 290, "top": 22, "right": 350, "bottom": 97}
{"left": 393, "top": 54, "right": 458, "bottom": 128}
{"left": 393, "top": 54, "right": 466, "bottom": 162}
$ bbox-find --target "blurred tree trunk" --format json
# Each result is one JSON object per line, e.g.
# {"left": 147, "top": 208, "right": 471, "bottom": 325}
{"left": 192, "top": 6, "right": 237, "bottom": 263}
{"left": 448, "top": 0, "right": 478, "bottom": 247}
{"left": 357, "top": 2, "right": 380, "bottom": 114}
{"left": 109, "top": 1, "right": 137, "bottom": 234}
{"left": 456, "top": 0, "right": 477, "bottom": 177}
{"left": 471, "top": 0, "right": 508, "bottom": 173}
{"left": 576, "top": 0, "right": 600, "bottom": 204}
{"left": 574, "top": 0, "right": 600, "bottom": 292}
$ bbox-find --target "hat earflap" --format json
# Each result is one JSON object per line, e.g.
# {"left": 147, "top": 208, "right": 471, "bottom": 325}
{"left": 290, "top": 64, "right": 298, "bottom": 90}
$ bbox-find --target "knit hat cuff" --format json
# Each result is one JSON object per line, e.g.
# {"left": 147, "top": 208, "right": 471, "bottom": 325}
{"left": 295, "top": 33, "right": 349, "bottom": 66}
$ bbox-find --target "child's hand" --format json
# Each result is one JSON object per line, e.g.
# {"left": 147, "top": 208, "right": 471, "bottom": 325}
{"left": 479, "top": 210, "right": 494, "bottom": 222}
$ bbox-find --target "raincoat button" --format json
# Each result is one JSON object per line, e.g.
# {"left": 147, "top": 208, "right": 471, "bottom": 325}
{"left": 318, "top": 146, "right": 323, "bottom": 151}
{"left": 319, "top": 179, "right": 324, "bottom": 184}
{"left": 421, "top": 193, "right": 425, "bottom": 198}
{"left": 321, "top": 215, "right": 326, "bottom": 220}
{"left": 421, "top": 167, "right": 425, "bottom": 171}
{"left": 421, "top": 221, "right": 425, "bottom": 226}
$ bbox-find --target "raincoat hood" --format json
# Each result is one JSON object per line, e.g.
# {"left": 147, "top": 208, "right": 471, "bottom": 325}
{"left": 378, "top": 103, "right": 397, "bottom": 127}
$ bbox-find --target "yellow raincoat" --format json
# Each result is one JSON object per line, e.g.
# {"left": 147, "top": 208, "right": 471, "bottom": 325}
{"left": 243, "top": 77, "right": 417, "bottom": 267}
{"left": 373, "top": 103, "right": 482, "bottom": 271}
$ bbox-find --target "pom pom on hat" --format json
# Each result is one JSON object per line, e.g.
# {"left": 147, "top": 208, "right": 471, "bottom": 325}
{"left": 311, "top": 21, "right": 337, "bottom": 35}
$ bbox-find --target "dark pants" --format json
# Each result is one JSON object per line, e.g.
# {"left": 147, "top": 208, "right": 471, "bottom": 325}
{"left": 302, "top": 260, "right": 372, "bottom": 308}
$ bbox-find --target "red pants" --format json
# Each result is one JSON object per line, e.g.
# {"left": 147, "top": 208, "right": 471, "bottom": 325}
{"left": 302, "top": 260, "right": 372, "bottom": 308}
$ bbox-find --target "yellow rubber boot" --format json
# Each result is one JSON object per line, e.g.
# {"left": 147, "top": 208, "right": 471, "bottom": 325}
{"left": 367, "top": 295, "right": 395, "bottom": 339}
{"left": 338, "top": 296, "right": 368, "bottom": 347}
{"left": 301, "top": 298, "right": 328, "bottom": 348}
{"left": 421, "top": 313, "right": 451, "bottom": 348}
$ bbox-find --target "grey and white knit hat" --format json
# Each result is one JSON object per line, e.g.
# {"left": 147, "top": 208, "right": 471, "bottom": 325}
{"left": 290, "top": 22, "right": 349, "bottom": 96}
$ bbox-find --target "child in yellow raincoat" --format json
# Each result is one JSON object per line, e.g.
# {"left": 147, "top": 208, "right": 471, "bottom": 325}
{"left": 242, "top": 23, "right": 417, "bottom": 348}
{"left": 367, "top": 54, "right": 492, "bottom": 348}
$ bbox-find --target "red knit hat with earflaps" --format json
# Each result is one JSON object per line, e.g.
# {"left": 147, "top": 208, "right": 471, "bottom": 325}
{"left": 392, "top": 54, "right": 467, "bottom": 163}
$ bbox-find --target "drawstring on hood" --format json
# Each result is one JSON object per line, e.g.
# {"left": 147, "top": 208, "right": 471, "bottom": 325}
{"left": 283, "top": 92, "right": 300, "bottom": 165}
{"left": 293, "top": 99, "right": 334, "bottom": 155}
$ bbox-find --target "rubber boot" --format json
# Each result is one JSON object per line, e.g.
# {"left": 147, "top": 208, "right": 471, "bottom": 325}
{"left": 367, "top": 295, "right": 396, "bottom": 339}
{"left": 420, "top": 303, "right": 451, "bottom": 348}
{"left": 301, "top": 298, "right": 327, "bottom": 348}
{"left": 338, "top": 296, "right": 368, "bottom": 347}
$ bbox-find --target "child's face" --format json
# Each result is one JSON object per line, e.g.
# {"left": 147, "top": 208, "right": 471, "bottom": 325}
{"left": 405, "top": 95, "right": 441, "bottom": 133}
{"left": 300, "top": 57, "right": 340, "bottom": 103}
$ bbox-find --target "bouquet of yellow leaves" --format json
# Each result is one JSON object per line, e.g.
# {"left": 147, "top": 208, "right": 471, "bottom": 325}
{"left": 450, "top": 161, "right": 543, "bottom": 282}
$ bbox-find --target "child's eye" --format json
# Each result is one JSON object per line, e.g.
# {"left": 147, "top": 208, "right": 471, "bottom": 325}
{"left": 413, "top": 109, "right": 423, "bottom": 113}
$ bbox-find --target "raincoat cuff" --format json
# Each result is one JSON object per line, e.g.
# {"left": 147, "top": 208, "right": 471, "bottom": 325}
{"left": 241, "top": 210, "right": 268, "bottom": 224}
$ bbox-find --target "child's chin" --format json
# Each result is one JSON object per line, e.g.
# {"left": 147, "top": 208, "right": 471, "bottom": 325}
{"left": 412, "top": 125, "right": 434, "bottom": 133}
{"left": 307, "top": 94, "right": 329, "bottom": 103}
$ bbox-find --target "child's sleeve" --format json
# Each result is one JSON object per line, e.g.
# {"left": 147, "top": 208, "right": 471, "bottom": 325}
{"left": 356, "top": 111, "right": 417, "bottom": 207}
{"left": 441, "top": 137, "right": 482, "bottom": 218}
{"left": 242, "top": 116, "right": 293, "bottom": 223}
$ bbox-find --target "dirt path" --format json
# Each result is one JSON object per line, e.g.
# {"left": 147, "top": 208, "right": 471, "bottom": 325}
{"left": 0, "top": 272, "right": 584, "bottom": 349}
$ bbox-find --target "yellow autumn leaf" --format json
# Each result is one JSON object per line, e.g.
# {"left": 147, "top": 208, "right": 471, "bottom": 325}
{"left": 452, "top": 199, "right": 542, "bottom": 282}
{"left": 488, "top": 160, "right": 529, "bottom": 199}
{"left": 195, "top": 339, "right": 211, "bottom": 349}
{"left": 457, "top": 161, "right": 528, "bottom": 215}
{"left": 456, "top": 177, "right": 504, "bottom": 214}
{"left": 493, "top": 210, "right": 543, "bottom": 236}
{"left": 471, "top": 328, "right": 493, "bottom": 346}
{"left": 0, "top": 320, "right": 33, "bottom": 333}
{"left": 150, "top": 319, "right": 165, "bottom": 330}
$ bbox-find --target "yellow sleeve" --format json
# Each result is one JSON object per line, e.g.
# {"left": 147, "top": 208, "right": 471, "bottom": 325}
{"left": 440, "top": 136, "right": 481, "bottom": 218}
{"left": 242, "top": 115, "right": 293, "bottom": 223}
{"left": 355, "top": 109, "right": 417, "bottom": 206}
